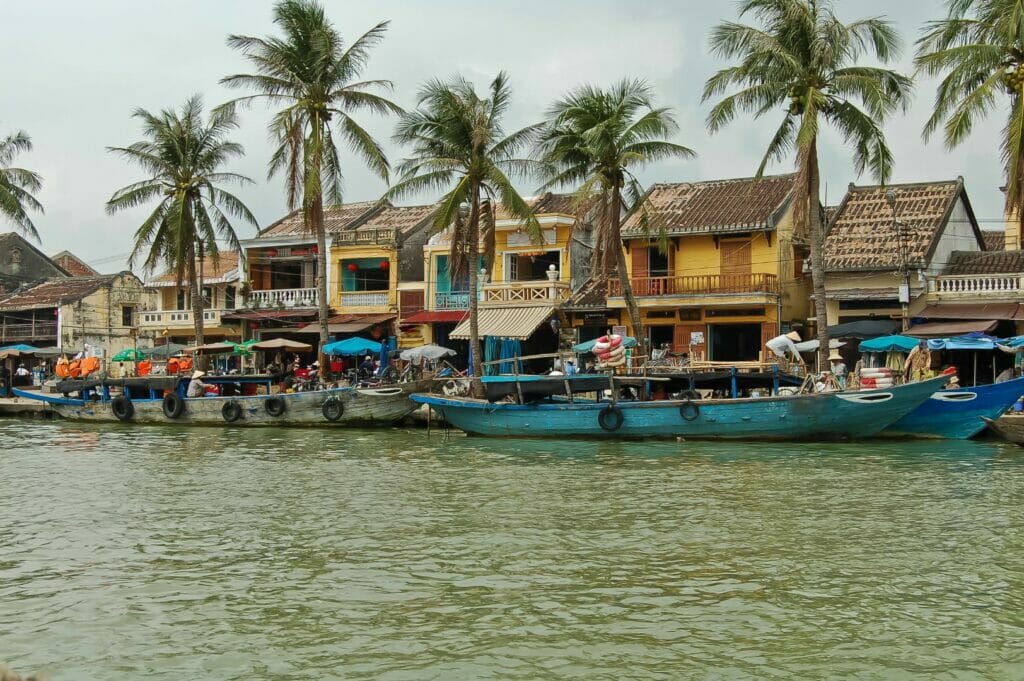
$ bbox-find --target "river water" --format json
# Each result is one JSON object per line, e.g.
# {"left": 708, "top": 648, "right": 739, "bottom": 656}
{"left": 1, "top": 420, "right": 1022, "bottom": 680}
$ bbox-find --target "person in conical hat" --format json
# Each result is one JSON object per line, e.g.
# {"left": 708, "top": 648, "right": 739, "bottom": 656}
{"left": 828, "top": 349, "right": 843, "bottom": 362}
{"left": 766, "top": 331, "right": 805, "bottom": 364}
{"left": 187, "top": 369, "right": 210, "bottom": 398}
{"left": 828, "top": 349, "right": 848, "bottom": 387}
{"left": 786, "top": 331, "right": 802, "bottom": 342}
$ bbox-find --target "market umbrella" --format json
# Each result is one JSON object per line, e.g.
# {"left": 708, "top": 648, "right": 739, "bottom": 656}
{"left": 249, "top": 338, "right": 312, "bottom": 352}
{"left": 399, "top": 344, "right": 457, "bottom": 362}
{"left": 145, "top": 342, "right": 188, "bottom": 358}
{"left": 0, "top": 344, "right": 38, "bottom": 353}
{"left": 111, "top": 348, "right": 147, "bottom": 362}
{"left": 794, "top": 339, "right": 846, "bottom": 353}
{"left": 322, "top": 337, "right": 382, "bottom": 356}
{"left": 186, "top": 341, "right": 239, "bottom": 354}
{"left": 572, "top": 336, "right": 638, "bottom": 353}
{"left": 858, "top": 335, "right": 921, "bottom": 353}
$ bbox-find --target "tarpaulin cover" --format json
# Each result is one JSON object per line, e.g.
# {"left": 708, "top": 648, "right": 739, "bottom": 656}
{"left": 858, "top": 335, "right": 922, "bottom": 353}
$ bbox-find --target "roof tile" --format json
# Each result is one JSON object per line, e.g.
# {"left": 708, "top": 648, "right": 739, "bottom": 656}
{"left": 944, "top": 249, "right": 1024, "bottom": 275}
{"left": 0, "top": 275, "right": 117, "bottom": 311}
{"left": 259, "top": 201, "right": 383, "bottom": 237}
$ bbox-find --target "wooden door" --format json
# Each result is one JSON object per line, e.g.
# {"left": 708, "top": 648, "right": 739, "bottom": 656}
{"left": 673, "top": 323, "right": 707, "bottom": 357}
{"left": 760, "top": 322, "right": 778, "bottom": 362}
{"left": 720, "top": 240, "right": 752, "bottom": 290}
{"left": 399, "top": 290, "right": 424, "bottom": 320}
{"left": 631, "top": 243, "right": 649, "bottom": 295}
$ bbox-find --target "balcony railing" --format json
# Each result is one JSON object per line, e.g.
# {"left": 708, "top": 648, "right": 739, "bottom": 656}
{"left": 340, "top": 291, "right": 389, "bottom": 307}
{"left": 249, "top": 288, "right": 319, "bottom": 308}
{"left": 608, "top": 273, "right": 780, "bottom": 297}
{"left": 333, "top": 228, "right": 398, "bottom": 246}
{"left": 0, "top": 322, "right": 57, "bottom": 340}
{"left": 482, "top": 280, "right": 571, "bottom": 306}
{"left": 435, "top": 291, "right": 470, "bottom": 310}
{"left": 139, "top": 309, "right": 228, "bottom": 329}
{"left": 929, "top": 274, "right": 1024, "bottom": 298}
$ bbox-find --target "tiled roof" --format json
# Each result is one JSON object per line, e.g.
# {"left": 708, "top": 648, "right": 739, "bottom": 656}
{"left": 50, "top": 251, "right": 98, "bottom": 277}
{"left": 148, "top": 252, "right": 240, "bottom": 286}
{"left": 258, "top": 201, "right": 383, "bottom": 237}
{"left": 0, "top": 275, "right": 117, "bottom": 311}
{"left": 492, "top": 192, "right": 577, "bottom": 220}
{"left": 981, "top": 230, "right": 1005, "bottom": 251}
{"left": 564, "top": 279, "right": 608, "bottom": 310}
{"left": 943, "top": 249, "right": 1024, "bottom": 275}
{"left": 824, "top": 179, "right": 981, "bottom": 272}
{"left": 355, "top": 204, "right": 436, "bottom": 234}
{"left": 621, "top": 174, "right": 796, "bottom": 237}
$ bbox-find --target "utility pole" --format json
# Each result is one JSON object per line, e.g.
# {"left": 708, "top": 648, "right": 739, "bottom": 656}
{"left": 885, "top": 189, "right": 910, "bottom": 331}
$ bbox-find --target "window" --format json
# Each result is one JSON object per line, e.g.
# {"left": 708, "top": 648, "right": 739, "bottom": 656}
{"left": 202, "top": 287, "right": 213, "bottom": 308}
{"left": 648, "top": 248, "right": 670, "bottom": 277}
{"left": 224, "top": 286, "right": 237, "bottom": 309}
{"left": 121, "top": 306, "right": 136, "bottom": 327}
{"left": 342, "top": 259, "right": 389, "bottom": 292}
{"left": 176, "top": 290, "right": 186, "bottom": 310}
{"left": 505, "top": 250, "right": 560, "bottom": 281}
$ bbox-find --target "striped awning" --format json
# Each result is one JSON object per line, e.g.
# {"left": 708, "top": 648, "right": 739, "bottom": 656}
{"left": 450, "top": 306, "right": 554, "bottom": 340}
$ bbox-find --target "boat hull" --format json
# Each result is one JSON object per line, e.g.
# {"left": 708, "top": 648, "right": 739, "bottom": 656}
{"left": 983, "top": 414, "right": 1024, "bottom": 445}
{"left": 881, "top": 376, "right": 1024, "bottom": 439}
{"left": 13, "top": 382, "right": 426, "bottom": 427}
{"left": 411, "top": 376, "right": 945, "bottom": 441}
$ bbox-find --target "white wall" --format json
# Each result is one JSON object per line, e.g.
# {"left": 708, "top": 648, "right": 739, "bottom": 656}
{"left": 927, "top": 197, "right": 982, "bottom": 276}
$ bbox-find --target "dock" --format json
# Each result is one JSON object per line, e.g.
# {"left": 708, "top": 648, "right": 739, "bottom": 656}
{"left": 0, "top": 396, "right": 51, "bottom": 418}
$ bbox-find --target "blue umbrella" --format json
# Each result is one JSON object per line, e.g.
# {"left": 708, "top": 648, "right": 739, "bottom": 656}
{"left": 322, "top": 337, "right": 382, "bottom": 356}
{"left": 858, "top": 335, "right": 921, "bottom": 353}
{"left": 0, "top": 344, "right": 38, "bottom": 353}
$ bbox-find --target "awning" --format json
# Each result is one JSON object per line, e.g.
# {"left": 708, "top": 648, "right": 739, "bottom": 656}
{"left": 917, "top": 303, "right": 1024, "bottom": 321}
{"left": 294, "top": 314, "right": 395, "bottom": 334}
{"left": 401, "top": 310, "right": 468, "bottom": 324}
{"left": 450, "top": 306, "right": 553, "bottom": 340}
{"left": 222, "top": 309, "right": 317, "bottom": 321}
{"left": 827, "top": 319, "right": 900, "bottom": 339}
{"left": 904, "top": 320, "right": 998, "bottom": 337}
{"left": 294, "top": 322, "right": 375, "bottom": 334}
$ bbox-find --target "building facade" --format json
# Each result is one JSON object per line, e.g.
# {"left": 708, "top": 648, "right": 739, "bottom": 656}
{"left": 142, "top": 252, "right": 244, "bottom": 343}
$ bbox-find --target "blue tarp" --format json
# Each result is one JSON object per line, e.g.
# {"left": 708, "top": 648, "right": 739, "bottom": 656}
{"left": 927, "top": 335, "right": 1002, "bottom": 351}
{"left": 0, "top": 344, "right": 38, "bottom": 353}
{"left": 572, "top": 336, "right": 638, "bottom": 353}
{"left": 858, "top": 335, "right": 921, "bottom": 353}
{"left": 1001, "top": 336, "right": 1024, "bottom": 349}
{"left": 322, "top": 337, "right": 382, "bottom": 356}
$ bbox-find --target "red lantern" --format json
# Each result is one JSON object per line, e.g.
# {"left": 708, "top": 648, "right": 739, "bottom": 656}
{"left": 347, "top": 262, "right": 359, "bottom": 272}
{"left": 311, "top": 246, "right": 318, "bottom": 254}
{"left": 379, "top": 261, "right": 390, "bottom": 270}
{"left": 266, "top": 248, "right": 278, "bottom": 258}
{"left": 250, "top": 322, "right": 259, "bottom": 330}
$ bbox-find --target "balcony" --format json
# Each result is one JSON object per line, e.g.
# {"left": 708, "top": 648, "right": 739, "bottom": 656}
{"left": 928, "top": 274, "right": 1024, "bottom": 300}
{"left": 0, "top": 322, "right": 57, "bottom": 341}
{"left": 608, "top": 273, "right": 780, "bottom": 297}
{"left": 482, "top": 280, "right": 570, "bottom": 307}
{"left": 139, "top": 309, "right": 229, "bottom": 329}
{"left": 249, "top": 288, "right": 319, "bottom": 308}
{"left": 339, "top": 291, "right": 389, "bottom": 307}
{"left": 334, "top": 227, "right": 398, "bottom": 246}
{"left": 435, "top": 291, "right": 470, "bottom": 310}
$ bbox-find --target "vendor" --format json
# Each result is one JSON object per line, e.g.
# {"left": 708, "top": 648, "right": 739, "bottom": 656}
{"left": 765, "top": 331, "right": 804, "bottom": 364}
{"left": 828, "top": 350, "right": 848, "bottom": 388}
{"left": 186, "top": 370, "right": 212, "bottom": 398}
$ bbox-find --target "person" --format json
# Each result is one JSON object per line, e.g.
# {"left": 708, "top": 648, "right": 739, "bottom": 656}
{"left": 14, "top": 363, "right": 30, "bottom": 387}
{"left": 765, "top": 331, "right": 804, "bottom": 364}
{"left": 995, "top": 366, "right": 1018, "bottom": 383}
{"left": 828, "top": 350, "right": 848, "bottom": 388}
{"left": 944, "top": 374, "right": 960, "bottom": 390}
{"left": 187, "top": 370, "right": 212, "bottom": 398}
{"left": 564, "top": 359, "right": 577, "bottom": 376}
{"left": 358, "top": 354, "right": 375, "bottom": 378}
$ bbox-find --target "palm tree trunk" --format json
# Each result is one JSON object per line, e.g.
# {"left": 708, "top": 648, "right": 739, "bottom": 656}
{"left": 807, "top": 139, "right": 830, "bottom": 371}
{"left": 467, "top": 186, "right": 484, "bottom": 384}
{"left": 611, "top": 182, "right": 645, "bottom": 349}
{"left": 310, "top": 119, "right": 330, "bottom": 380}
{"left": 193, "top": 240, "right": 205, "bottom": 346}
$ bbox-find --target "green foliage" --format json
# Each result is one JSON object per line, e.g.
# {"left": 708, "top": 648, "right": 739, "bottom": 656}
{"left": 0, "top": 131, "right": 44, "bottom": 242}
{"left": 916, "top": 0, "right": 1024, "bottom": 218}
{"left": 107, "top": 95, "right": 256, "bottom": 285}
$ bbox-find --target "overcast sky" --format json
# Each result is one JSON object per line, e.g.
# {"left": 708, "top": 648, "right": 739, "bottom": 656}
{"left": 1, "top": 0, "right": 1007, "bottom": 274}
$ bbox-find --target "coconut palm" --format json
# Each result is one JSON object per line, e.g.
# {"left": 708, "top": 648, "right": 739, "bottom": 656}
{"left": 535, "top": 80, "right": 695, "bottom": 344}
{"left": 221, "top": 0, "right": 402, "bottom": 374}
{"left": 703, "top": 0, "right": 912, "bottom": 365}
{"left": 0, "top": 131, "right": 44, "bottom": 241}
{"left": 107, "top": 95, "right": 257, "bottom": 346}
{"left": 917, "top": 0, "right": 1024, "bottom": 239}
{"left": 388, "top": 72, "right": 539, "bottom": 379}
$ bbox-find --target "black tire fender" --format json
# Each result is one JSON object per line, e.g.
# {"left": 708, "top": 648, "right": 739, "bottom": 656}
{"left": 222, "top": 400, "right": 242, "bottom": 423}
{"left": 598, "top": 405, "right": 624, "bottom": 432}
{"left": 265, "top": 395, "right": 287, "bottom": 417}
{"left": 162, "top": 392, "right": 186, "bottom": 419}
{"left": 680, "top": 400, "right": 700, "bottom": 422}
{"left": 111, "top": 395, "right": 134, "bottom": 421}
{"left": 322, "top": 398, "right": 344, "bottom": 422}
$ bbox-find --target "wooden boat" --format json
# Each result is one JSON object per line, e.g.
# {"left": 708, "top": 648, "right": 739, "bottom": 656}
{"left": 881, "top": 375, "right": 1024, "bottom": 439}
{"left": 982, "top": 414, "right": 1024, "bottom": 445}
{"left": 13, "top": 374, "right": 427, "bottom": 427}
{"left": 410, "top": 373, "right": 948, "bottom": 441}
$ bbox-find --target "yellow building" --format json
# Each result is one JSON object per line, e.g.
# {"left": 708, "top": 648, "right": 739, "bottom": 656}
{"left": 611, "top": 174, "right": 809, "bottom": 362}
{"left": 142, "top": 252, "right": 243, "bottom": 342}
{"left": 408, "top": 193, "right": 581, "bottom": 356}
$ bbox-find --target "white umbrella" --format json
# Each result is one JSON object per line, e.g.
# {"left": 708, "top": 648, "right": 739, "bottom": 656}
{"left": 399, "top": 344, "right": 457, "bottom": 362}
{"left": 249, "top": 338, "right": 313, "bottom": 351}
{"left": 795, "top": 339, "right": 846, "bottom": 353}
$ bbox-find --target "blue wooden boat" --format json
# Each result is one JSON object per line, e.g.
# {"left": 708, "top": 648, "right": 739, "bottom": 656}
{"left": 411, "top": 374, "right": 948, "bottom": 440}
{"left": 880, "top": 375, "right": 1024, "bottom": 439}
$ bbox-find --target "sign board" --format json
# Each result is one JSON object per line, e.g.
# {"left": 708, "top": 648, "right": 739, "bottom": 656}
{"left": 612, "top": 325, "right": 627, "bottom": 338}
{"left": 506, "top": 229, "right": 556, "bottom": 247}
{"left": 690, "top": 331, "right": 705, "bottom": 345}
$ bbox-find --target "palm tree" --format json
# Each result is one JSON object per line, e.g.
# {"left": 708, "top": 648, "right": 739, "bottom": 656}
{"left": 107, "top": 95, "right": 257, "bottom": 346}
{"left": 221, "top": 0, "right": 402, "bottom": 375}
{"left": 916, "top": 0, "right": 1024, "bottom": 241}
{"left": 0, "top": 131, "right": 44, "bottom": 241}
{"left": 388, "top": 72, "right": 539, "bottom": 379}
{"left": 535, "top": 80, "right": 695, "bottom": 344}
{"left": 703, "top": 0, "right": 912, "bottom": 366}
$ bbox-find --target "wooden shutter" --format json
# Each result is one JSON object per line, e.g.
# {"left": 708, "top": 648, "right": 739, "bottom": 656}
{"left": 720, "top": 240, "right": 752, "bottom": 275}
{"left": 760, "top": 322, "right": 778, "bottom": 362}
{"left": 673, "top": 323, "right": 707, "bottom": 355}
{"left": 399, "top": 290, "right": 424, "bottom": 320}
{"left": 631, "top": 243, "right": 649, "bottom": 295}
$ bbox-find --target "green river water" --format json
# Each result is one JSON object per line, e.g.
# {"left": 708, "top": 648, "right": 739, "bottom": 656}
{"left": 1, "top": 420, "right": 1022, "bottom": 680}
